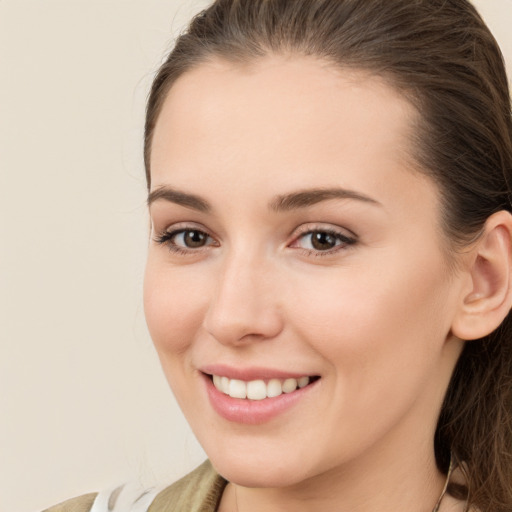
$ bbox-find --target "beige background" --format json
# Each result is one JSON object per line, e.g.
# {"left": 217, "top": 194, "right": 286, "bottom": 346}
{"left": 1, "top": 1, "right": 511, "bottom": 511}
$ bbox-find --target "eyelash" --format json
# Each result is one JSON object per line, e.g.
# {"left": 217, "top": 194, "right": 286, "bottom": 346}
{"left": 153, "top": 225, "right": 357, "bottom": 257}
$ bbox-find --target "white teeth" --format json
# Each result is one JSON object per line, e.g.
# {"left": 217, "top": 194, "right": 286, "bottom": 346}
{"left": 212, "top": 375, "right": 312, "bottom": 400}
{"left": 221, "top": 376, "right": 230, "bottom": 394}
{"left": 298, "top": 376, "right": 309, "bottom": 388}
{"left": 267, "top": 379, "right": 283, "bottom": 398}
{"left": 247, "top": 380, "right": 267, "bottom": 400}
{"left": 229, "top": 379, "right": 247, "bottom": 399}
{"left": 282, "top": 378, "right": 298, "bottom": 393}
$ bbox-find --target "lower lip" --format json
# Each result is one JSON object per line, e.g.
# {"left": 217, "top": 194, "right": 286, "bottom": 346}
{"left": 202, "top": 374, "right": 319, "bottom": 425}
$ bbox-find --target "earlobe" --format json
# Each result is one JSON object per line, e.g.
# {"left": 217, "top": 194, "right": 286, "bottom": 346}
{"left": 451, "top": 210, "right": 512, "bottom": 341}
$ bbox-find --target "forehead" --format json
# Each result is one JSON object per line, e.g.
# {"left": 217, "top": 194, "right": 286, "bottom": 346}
{"left": 149, "top": 55, "right": 434, "bottom": 218}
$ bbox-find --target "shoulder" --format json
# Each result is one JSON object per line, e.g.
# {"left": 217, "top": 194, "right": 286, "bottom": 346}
{"left": 42, "top": 460, "right": 226, "bottom": 512}
{"left": 149, "top": 459, "right": 227, "bottom": 512}
{"left": 42, "top": 493, "right": 98, "bottom": 512}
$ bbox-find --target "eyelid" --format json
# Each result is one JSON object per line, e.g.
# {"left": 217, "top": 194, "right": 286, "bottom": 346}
{"left": 291, "top": 222, "right": 357, "bottom": 240}
{"left": 152, "top": 220, "right": 215, "bottom": 240}
{"left": 153, "top": 219, "right": 205, "bottom": 233}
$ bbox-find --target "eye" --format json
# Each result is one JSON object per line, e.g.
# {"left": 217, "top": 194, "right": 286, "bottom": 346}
{"left": 154, "top": 227, "right": 217, "bottom": 252}
{"left": 291, "top": 228, "right": 356, "bottom": 254}
{"left": 304, "top": 231, "right": 339, "bottom": 251}
{"left": 173, "top": 229, "right": 210, "bottom": 248}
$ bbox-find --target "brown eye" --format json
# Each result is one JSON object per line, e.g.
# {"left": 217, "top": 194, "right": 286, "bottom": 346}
{"left": 154, "top": 228, "right": 216, "bottom": 252}
{"left": 310, "top": 231, "right": 337, "bottom": 251}
{"left": 293, "top": 228, "right": 356, "bottom": 254}
{"left": 178, "top": 230, "right": 209, "bottom": 248}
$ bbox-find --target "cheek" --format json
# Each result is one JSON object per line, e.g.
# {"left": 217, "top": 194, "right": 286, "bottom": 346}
{"left": 281, "top": 253, "right": 455, "bottom": 453}
{"left": 287, "top": 247, "right": 454, "bottom": 383}
{"left": 143, "top": 258, "right": 209, "bottom": 357}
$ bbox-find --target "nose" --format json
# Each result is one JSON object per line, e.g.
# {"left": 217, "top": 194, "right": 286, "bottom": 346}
{"left": 202, "top": 251, "right": 284, "bottom": 346}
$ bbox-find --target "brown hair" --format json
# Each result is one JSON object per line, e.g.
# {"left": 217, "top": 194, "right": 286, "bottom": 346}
{"left": 144, "top": 1, "right": 512, "bottom": 510}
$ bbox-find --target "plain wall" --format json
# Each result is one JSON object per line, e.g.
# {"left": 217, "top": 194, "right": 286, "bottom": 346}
{"left": 1, "top": 1, "right": 511, "bottom": 511}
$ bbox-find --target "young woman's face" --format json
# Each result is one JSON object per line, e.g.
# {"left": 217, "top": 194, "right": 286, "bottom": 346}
{"left": 144, "top": 56, "right": 465, "bottom": 487}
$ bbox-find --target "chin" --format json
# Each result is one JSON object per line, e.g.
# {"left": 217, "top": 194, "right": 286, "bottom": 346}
{"left": 211, "top": 455, "right": 313, "bottom": 488}
{"left": 195, "top": 431, "right": 322, "bottom": 488}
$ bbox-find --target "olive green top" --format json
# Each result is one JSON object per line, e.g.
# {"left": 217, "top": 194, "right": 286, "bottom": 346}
{"left": 43, "top": 460, "right": 227, "bottom": 512}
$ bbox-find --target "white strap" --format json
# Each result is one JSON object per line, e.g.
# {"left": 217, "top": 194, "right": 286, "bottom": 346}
{"left": 90, "top": 482, "right": 164, "bottom": 512}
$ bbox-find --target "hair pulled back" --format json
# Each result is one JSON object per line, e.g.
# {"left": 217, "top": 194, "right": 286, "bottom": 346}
{"left": 144, "top": 1, "right": 512, "bottom": 510}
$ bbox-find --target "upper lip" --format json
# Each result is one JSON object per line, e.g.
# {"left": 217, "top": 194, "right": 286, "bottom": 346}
{"left": 199, "top": 364, "right": 318, "bottom": 381}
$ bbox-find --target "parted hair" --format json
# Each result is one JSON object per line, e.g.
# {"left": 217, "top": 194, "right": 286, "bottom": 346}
{"left": 144, "top": 1, "right": 512, "bottom": 510}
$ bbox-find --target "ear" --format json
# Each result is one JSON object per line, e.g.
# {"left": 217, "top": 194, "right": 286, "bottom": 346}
{"left": 451, "top": 210, "right": 512, "bottom": 341}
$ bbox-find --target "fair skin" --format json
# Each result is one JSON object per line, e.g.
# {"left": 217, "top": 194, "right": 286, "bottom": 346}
{"left": 144, "top": 55, "right": 512, "bottom": 512}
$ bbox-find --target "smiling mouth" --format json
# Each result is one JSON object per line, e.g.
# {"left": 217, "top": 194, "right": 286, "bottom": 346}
{"left": 208, "top": 374, "right": 320, "bottom": 400}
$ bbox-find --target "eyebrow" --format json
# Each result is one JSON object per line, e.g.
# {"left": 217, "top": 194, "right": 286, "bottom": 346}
{"left": 147, "top": 185, "right": 380, "bottom": 212}
{"left": 147, "top": 186, "right": 211, "bottom": 212}
{"left": 269, "top": 187, "right": 381, "bottom": 212}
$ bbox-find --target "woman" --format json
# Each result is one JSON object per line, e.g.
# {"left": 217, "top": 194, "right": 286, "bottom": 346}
{"left": 46, "top": 0, "right": 512, "bottom": 511}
